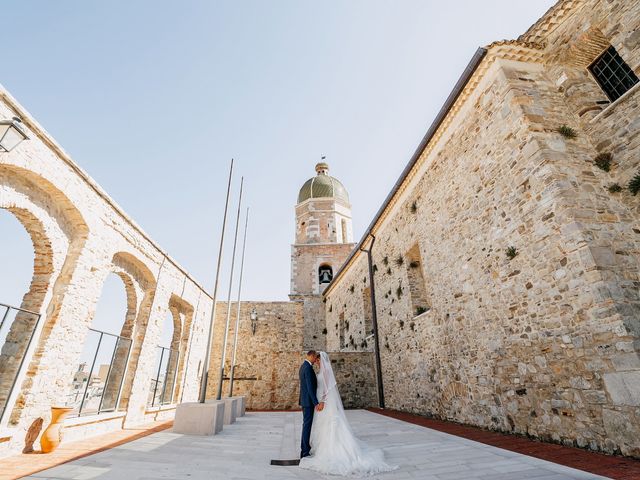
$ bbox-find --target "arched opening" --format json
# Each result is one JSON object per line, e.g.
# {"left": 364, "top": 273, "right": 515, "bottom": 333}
{"left": 319, "top": 264, "right": 333, "bottom": 285}
{"left": 0, "top": 164, "right": 88, "bottom": 428}
{"left": 0, "top": 210, "right": 43, "bottom": 421}
{"left": 169, "top": 296, "right": 194, "bottom": 403}
{"left": 148, "top": 310, "right": 180, "bottom": 407}
{"left": 66, "top": 273, "right": 131, "bottom": 416}
{"left": 0, "top": 211, "right": 34, "bottom": 306}
{"left": 341, "top": 218, "right": 348, "bottom": 243}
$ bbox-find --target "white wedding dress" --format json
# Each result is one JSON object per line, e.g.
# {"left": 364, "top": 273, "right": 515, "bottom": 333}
{"left": 299, "top": 352, "right": 397, "bottom": 476}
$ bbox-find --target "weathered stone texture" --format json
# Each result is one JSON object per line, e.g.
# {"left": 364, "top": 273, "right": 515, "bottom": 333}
{"left": 206, "top": 301, "right": 376, "bottom": 410}
{"left": 0, "top": 88, "right": 212, "bottom": 458}
{"left": 325, "top": 0, "right": 640, "bottom": 459}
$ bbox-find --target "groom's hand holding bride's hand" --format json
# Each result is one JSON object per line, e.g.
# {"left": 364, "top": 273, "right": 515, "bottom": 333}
{"left": 315, "top": 402, "right": 325, "bottom": 412}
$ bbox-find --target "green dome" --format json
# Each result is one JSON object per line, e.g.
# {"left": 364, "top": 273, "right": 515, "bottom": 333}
{"left": 297, "top": 163, "right": 350, "bottom": 204}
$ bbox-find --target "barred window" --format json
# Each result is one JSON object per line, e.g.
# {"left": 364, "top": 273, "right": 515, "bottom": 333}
{"left": 589, "top": 46, "right": 639, "bottom": 102}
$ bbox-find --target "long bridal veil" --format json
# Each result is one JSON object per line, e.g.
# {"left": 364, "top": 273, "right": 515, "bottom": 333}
{"left": 299, "top": 352, "right": 397, "bottom": 476}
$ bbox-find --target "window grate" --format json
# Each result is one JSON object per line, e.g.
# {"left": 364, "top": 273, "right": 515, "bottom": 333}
{"left": 589, "top": 46, "right": 639, "bottom": 102}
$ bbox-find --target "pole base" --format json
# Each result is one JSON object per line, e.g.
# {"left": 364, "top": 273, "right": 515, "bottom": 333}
{"left": 221, "top": 397, "right": 238, "bottom": 425}
{"left": 173, "top": 401, "right": 225, "bottom": 435}
{"left": 229, "top": 396, "right": 246, "bottom": 417}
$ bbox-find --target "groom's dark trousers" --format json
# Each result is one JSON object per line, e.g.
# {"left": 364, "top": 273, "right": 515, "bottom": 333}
{"left": 299, "top": 360, "right": 319, "bottom": 458}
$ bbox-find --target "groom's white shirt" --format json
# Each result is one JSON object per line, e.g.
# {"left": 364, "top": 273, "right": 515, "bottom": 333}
{"left": 305, "top": 359, "right": 313, "bottom": 366}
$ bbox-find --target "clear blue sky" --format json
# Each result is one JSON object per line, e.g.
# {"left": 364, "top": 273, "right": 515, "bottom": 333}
{"left": 1, "top": 0, "right": 555, "bottom": 339}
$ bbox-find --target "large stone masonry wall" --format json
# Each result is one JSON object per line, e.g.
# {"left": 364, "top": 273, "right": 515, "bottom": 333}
{"left": 325, "top": 0, "right": 640, "bottom": 458}
{"left": 0, "top": 87, "right": 212, "bottom": 458}
{"left": 206, "top": 301, "right": 375, "bottom": 410}
{"left": 207, "top": 301, "right": 305, "bottom": 410}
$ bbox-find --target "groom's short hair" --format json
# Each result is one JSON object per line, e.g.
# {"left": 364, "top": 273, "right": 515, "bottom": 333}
{"left": 307, "top": 350, "right": 317, "bottom": 358}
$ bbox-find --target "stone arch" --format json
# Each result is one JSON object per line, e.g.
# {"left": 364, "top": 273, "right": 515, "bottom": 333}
{"left": 167, "top": 295, "right": 194, "bottom": 403}
{"left": 105, "top": 252, "right": 157, "bottom": 410}
{"left": 0, "top": 164, "right": 88, "bottom": 425}
{"left": 319, "top": 263, "right": 333, "bottom": 285}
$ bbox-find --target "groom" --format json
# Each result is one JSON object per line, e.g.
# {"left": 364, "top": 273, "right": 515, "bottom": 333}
{"left": 299, "top": 350, "right": 324, "bottom": 458}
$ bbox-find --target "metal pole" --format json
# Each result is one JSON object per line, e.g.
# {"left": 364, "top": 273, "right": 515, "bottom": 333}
{"left": 229, "top": 207, "right": 249, "bottom": 397}
{"left": 360, "top": 234, "right": 385, "bottom": 409}
{"left": 199, "top": 159, "right": 234, "bottom": 403}
{"left": 216, "top": 177, "right": 244, "bottom": 400}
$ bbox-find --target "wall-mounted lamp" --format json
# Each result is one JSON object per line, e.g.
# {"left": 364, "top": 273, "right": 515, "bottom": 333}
{"left": 0, "top": 117, "right": 28, "bottom": 152}
{"left": 250, "top": 308, "right": 258, "bottom": 335}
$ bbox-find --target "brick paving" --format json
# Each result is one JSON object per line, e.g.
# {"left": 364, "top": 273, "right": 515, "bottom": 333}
{"left": 369, "top": 408, "right": 640, "bottom": 480}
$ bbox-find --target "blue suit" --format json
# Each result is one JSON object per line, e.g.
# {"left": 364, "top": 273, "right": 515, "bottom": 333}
{"left": 299, "top": 360, "right": 319, "bottom": 457}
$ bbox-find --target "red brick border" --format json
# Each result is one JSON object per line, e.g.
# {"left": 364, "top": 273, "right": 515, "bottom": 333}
{"left": 368, "top": 408, "right": 640, "bottom": 480}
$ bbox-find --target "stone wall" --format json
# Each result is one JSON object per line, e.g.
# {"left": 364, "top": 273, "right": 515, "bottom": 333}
{"left": 206, "top": 301, "right": 376, "bottom": 410}
{"left": 330, "top": 352, "right": 377, "bottom": 409}
{"left": 207, "top": 301, "right": 304, "bottom": 410}
{"left": 0, "top": 87, "right": 212, "bottom": 458}
{"left": 325, "top": 0, "right": 640, "bottom": 458}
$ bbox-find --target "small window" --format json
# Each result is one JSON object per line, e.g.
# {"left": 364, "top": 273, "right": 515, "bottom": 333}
{"left": 589, "top": 46, "right": 639, "bottom": 102}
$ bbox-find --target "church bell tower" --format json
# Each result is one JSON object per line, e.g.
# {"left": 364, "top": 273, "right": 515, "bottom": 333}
{"left": 291, "top": 162, "right": 355, "bottom": 349}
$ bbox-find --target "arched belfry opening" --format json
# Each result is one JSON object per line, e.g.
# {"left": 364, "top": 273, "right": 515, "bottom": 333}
{"left": 319, "top": 264, "right": 333, "bottom": 285}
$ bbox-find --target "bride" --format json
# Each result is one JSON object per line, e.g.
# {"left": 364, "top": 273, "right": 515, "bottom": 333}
{"left": 299, "top": 351, "right": 397, "bottom": 476}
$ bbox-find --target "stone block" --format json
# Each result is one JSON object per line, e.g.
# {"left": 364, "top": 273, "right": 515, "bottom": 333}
{"left": 230, "top": 396, "right": 246, "bottom": 417}
{"left": 612, "top": 353, "right": 640, "bottom": 371}
{"left": 603, "top": 371, "right": 640, "bottom": 406}
{"left": 222, "top": 397, "right": 238, "bottom": 425}
{"left": 602, "top": 408, "right": 640, "bottom": 455}
{"left": 172, "top": 401, "right": 225, "bottom": 435}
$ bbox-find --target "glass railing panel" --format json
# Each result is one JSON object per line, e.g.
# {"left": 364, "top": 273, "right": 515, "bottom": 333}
{"left": 0, "top": 303, "right": 41, "bottom": 423}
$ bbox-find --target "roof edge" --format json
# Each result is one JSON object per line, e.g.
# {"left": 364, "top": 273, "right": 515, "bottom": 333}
{"left": 323, "top": 46, "right": 488, "bottom": 296}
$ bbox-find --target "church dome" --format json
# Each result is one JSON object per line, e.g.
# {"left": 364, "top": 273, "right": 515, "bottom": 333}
{"left": 297, "top": 163, "right": 350, "bottom": 204}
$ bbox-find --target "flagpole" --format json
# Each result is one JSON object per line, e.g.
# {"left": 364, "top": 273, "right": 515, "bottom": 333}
{"left": 198, "top": 159, "right": 233, "bottom": 403}
{"left": 216, "top": 177, "right": 244, "bottom": 400}
{"left": 229, "top": 207, "right": 249, "bottom": 397}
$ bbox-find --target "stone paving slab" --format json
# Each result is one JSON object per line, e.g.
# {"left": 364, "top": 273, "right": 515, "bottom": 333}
{"left": 0, "top": 420, "right": 173, "bottom": 480}
{"left": 370, "top": 409, "right": 640, "bottom": 480}
{"left": 23, "top": 411, "right": 610, "bottom": 480}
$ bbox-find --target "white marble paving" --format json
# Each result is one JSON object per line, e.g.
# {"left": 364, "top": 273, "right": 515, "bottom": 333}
{"left": 25, "top": 410, "right": 610, "bottom": 480}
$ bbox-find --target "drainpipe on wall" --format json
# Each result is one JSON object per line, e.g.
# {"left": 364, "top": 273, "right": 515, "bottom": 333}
{"left": 360, "top": 234, "right": 384, "bottom": 409}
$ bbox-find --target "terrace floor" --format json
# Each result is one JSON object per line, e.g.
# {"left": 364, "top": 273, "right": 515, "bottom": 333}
{"left": 10, "top": 410, "right": 631, "bottom": 480}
